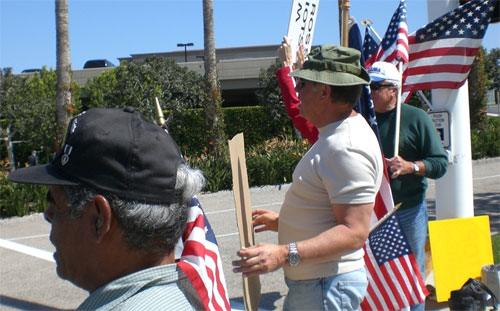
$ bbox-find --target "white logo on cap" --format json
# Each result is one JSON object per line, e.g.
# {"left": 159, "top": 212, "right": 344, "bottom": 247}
{"left": 71, "top": 119, "right": 78, "bottom": 134}
{"left": 61, "top": 145, "right": 73, "bottom": 166}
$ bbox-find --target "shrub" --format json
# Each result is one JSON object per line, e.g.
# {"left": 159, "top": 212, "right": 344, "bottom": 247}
{"left": 471, "top": 116, "right": 500, "bottom": 159}
{"left": 0, "top": 173, "right": 47, "bottom": 217}
{"left": 493, "top": 234, "right": 500, "bottom": 264}
{"left": 187, "top": 151, "right": 232, "bottom": 193}
{"left": 169, "top": 106, "right": 294, "bottom": 156}
{"left": 255, "top": 59, "right": 292, "bottom": 132}
{"left": 84, "top": 57, "right": 208, "bottom": 121}
{"left": 188, "top": 135, "right": 310, "bottom": 193}
{"left": 246, "top": 136, "right": 309, "bottom": 186}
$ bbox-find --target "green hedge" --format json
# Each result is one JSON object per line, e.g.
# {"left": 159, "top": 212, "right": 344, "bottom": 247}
{"left": 471, "top": 116, "right": 500, "bottom": 159}
{"left": 1, "top": 111, "right": 499, "bottom": 218}
{"left": 493, "top": 234, "right": 500, "bottom": 264}
{"left": 0, "top": 174, "right": 47, "bottom": 217}
{"left": 168, "top": 106, "right": 294, "bottom": 156}
{"left": 188, "top": 135, "right": 310, "bottom": 192}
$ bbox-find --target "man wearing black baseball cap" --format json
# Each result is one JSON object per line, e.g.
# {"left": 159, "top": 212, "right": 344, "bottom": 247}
{"left": 8, "top": 107, "right": 204, "bottom": 310}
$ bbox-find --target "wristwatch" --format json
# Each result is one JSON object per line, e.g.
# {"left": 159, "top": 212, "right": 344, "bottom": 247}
{"left": 287, "top": 242, "right": 300, "bottom": 267}
{"left": 413, "top": 162, "right": 420, "bottom": 174}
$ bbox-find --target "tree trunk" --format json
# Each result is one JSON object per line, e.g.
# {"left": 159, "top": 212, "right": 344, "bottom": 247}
{"left": 55, "top": 0, "right": 72, "bottom": 146}
{"left": 468, "top": 47, "right": 487, "bottom": 130}
{"left": 6, "top": 124, "right": 16, "bottom": 172}
{"left": 202, "top": 0, "right": 226, "bottom": 155}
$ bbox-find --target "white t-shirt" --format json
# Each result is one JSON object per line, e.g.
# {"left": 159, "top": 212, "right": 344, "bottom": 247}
{"left": 278, "top": 114, "right": 383, "bottom": 280}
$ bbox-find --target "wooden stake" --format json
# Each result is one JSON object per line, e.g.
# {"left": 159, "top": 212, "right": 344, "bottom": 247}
{"left": 228, "top": 133, "right": 261, "bottom": 311}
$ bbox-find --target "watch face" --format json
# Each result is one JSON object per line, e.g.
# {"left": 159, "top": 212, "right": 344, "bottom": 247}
{"left": 289, "top": 252, "right": 300, "bottom": 266}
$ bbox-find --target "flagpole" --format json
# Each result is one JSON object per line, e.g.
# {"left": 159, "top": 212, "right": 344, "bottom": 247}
{"left": 393, "top": 62, "right": 403, "bottom": 157}
{"left": 364, "top": 22, "right": 382, "bottom": 42}
{"left": 154, "top": 97, "right": 165, "bottom": 126}
{"left": 341, "top": 0, "right": 350, "bottom": 46}
{"left": 370, "top": 203, "right": 402, "bottom": 232}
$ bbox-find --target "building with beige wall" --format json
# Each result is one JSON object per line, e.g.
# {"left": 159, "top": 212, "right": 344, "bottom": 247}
{"left": 70, "top": 45, "right": 281, "bottom": 107}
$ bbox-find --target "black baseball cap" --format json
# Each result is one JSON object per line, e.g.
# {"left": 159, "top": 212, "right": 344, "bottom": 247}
{"left": 8, "top": 107, "right": 183, "bottom": 204}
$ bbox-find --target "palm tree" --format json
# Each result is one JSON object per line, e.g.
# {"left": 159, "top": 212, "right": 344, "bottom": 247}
{"left": 202, "top": 0, "right": 226, "bottom": 155}
{"left": 55, "top": 0, "right": 72, "bottom": 144}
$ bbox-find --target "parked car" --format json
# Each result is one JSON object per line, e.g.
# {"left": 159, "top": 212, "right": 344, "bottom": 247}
{"left": 21, "top": 68, "right": 42, "bottom": 73}
{"left": 83, "top": 59, "right": 115, "bottom": 69}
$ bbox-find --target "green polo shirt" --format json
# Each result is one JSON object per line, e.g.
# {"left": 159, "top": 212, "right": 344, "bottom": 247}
{"left": 376, "top": 104, "right": 448, "bottom": 209}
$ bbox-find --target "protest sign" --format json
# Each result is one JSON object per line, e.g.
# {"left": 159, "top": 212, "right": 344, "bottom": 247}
{"left": 286, "top": 0, "right": 320, "bottom": 63}
{"left": 228, "top": 133, "right": 261, "bottom": 311}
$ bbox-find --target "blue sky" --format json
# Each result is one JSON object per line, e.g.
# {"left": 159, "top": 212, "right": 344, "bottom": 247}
{"left": 1, "top": 0, "right": 499, "bottom": 73}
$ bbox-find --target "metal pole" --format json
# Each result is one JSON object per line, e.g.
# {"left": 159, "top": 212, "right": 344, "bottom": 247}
{"left": 177, "top": 43, "right": 194, "bottom": 62}
{"left": 341, "top": 0, "right": 350, "bottom": 47}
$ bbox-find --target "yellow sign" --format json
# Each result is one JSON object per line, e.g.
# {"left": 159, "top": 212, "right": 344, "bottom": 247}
{"left": 428, "top": 215, "right": 494, "bottom": 302}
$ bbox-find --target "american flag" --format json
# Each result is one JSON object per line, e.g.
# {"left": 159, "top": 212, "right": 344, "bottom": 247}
{"left": 363, "top": 214, "right": 429, "bottom": 310}
{"left": 365, "top": 0, "right": 409, "bottom": 69}
{"left": 402, "top": 0, "right": 494, "bottom": 94}
{"left": 177, "top": 197, "right": 231, "bottom": 311}
{"left": 362, "top": 24, "right": 381, "bottom": 62}
{"left": 349, "top": 22, "right": 380, "bottom": 144}
{"left": 349, "top": 21, "right": 429, "bottom": 310}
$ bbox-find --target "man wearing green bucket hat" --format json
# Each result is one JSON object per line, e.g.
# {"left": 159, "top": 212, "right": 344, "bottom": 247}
{"left": 233, "top": 45, "right": 383, "bottom": 310}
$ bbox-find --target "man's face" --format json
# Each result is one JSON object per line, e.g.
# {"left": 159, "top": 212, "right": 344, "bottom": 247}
{"left": 45, "top": 185, "right": 93, "bottom": 289}
{"left": 295, "top": 78, "right": 322, "bottom": 123}
{"left": 370, "top": 81, "right": 398, "bottom": 113}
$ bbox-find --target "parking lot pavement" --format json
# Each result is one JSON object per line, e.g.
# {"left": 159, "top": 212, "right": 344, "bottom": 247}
{"left": 0, "top": 157, "right": 498, "bottom": 310}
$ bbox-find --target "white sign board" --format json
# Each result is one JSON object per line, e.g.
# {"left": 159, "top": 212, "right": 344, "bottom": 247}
{"left": 286, "top": 0, "right": 320, "bottom": 63}
{"left": 429, "top": 111, "right": 450, "bottom": 148}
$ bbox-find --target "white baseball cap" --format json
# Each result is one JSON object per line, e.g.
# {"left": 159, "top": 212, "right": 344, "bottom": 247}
{"left": 368, "top": 62, "right": 401, "bottom": 86}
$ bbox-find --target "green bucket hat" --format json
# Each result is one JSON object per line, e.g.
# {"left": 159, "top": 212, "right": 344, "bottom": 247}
{"left": 289, "top": 45, "right": 370, "bottom": 86}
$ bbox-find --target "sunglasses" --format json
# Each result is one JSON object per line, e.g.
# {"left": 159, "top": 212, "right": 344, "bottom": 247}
{"left": 370, "top": 82, "right": 396, "bottom": 91}
{"left": 295, "top": 78, "right": 314, "bottom": 90}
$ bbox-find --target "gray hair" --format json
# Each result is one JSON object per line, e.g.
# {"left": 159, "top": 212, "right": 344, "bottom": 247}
{"left": 62, "top": 163, "right": 205, "bottom": 255}
{"left": 328, "top": 84, "right": 363, "bottom": 107}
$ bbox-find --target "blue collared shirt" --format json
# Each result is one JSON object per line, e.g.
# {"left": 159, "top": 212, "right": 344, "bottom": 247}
{"left": 77, "top": 264, "right": 202, "bottom": 311}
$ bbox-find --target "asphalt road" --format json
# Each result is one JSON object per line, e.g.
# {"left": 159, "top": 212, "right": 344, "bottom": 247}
{"left": 0, "top": 157, "right": 498, "bottom": 311}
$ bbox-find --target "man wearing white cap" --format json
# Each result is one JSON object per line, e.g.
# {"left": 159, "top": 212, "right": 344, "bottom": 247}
{"left": 368, "top": 62, "right": 448, "bottom": 311}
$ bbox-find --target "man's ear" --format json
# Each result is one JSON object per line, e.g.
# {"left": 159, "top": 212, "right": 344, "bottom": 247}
{"left": 92, "top": 195, "right": 112, "bottom": 243}
{"left": 322, "top": 84, "right": 332, "bottom": 99}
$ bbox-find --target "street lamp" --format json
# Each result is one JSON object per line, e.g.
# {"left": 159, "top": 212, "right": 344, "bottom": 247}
{"left": 177, "top": 42, "right": 194, "bottom": 62}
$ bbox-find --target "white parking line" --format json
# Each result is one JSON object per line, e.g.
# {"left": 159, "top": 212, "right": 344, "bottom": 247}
{"left": 0, "top": 238, "right": 54, "bottom": 263}
{"left": 474, "top": 174, "right": 500, "bottom": 181}
{"left": 2, "top": 176, "right": 496, "bottom": 261}
{"left": 207, "top": 202, "right": 282, "bottom": 238}
{"left": 205, "top": 202, "right": 282, "bottom": 215}
{"left": 8, "top": 234, "right": 49, "bottom": 241}
{"left": 216, "top": 232, "right": 239, "bottom": 238}
{"left": 205, "top": 208, "right": 235, "bottom": 215}
{"left": 254, "top": 202, "right": 282, "bottom": 208}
